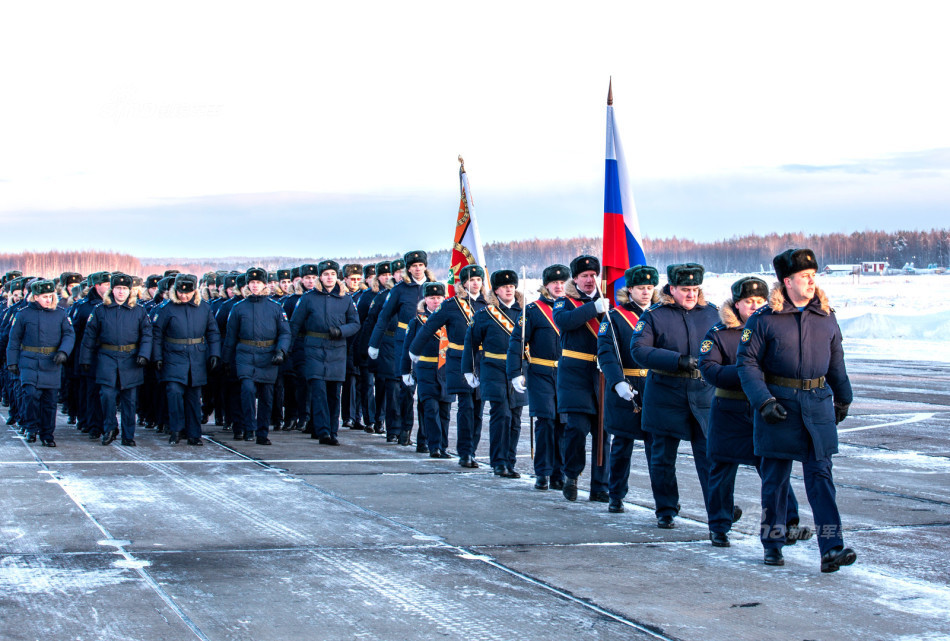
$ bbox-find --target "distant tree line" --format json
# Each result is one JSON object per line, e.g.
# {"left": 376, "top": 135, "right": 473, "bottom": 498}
{"left": 4, "top": 229, "right": 947, "bottom": 280}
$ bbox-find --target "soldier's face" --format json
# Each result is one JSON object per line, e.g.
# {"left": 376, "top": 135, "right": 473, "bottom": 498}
{"left": 630, "top": 284, "right": 654, "bottom": 307}
{"left": 301, "top": 275, "right": 318, "bottom": 290}
{"left": 464, "top": 277, "right": 482, "bottom": 296}
{"left": 177, "top": 290, "right": 195, "bottom": 302}
{"left": 495, "top": 284, "right": 516, "bottom": 304}
{"left": 37, "top": 293, "right": 56, "bottom": 309}
{"left": 268, "top": 281, "right": 278, "bottom": 294}
{"left": 112, "top": 286, "right": 130, "bottom": 304}
{"left": 279, "top": 279, "right": 293, "bottom": 292}
{"left": 320, "top": 271, "right": 338, "bottom": 289}
{"left": 547, "top": 280, "right": 566, "bottom": 298}
{"left": 148, "top": 287, "right": 158, "bottom": 298}
{"left": 248, "top": 280, "right": 266, "bottom": 295}
{"left": 393, "top": 272, "right": 404, "bottom": 283}
{"left": 576, "top": 271, "right": 598, "bottom": 295}
{"left": 671, "top": 286, "right": 699, "bottom": 310}
{"left": 425, "top": 295, "right": 444, "bottom": 311}
{"left": 784, "top": 269, "right": 816, "bottom": 304}
{"left": 408, "top": 263, "right": 426, "bottom": 281}
{"left": 736, "top": 296, "right": 766, "bottom": 322}
{"left": 377, "top": 273, "right": 391, "bottom": 286}
{"left": 95, "top": 282, "right": 111, "bottom": 297}
{"left": 11, "top": 291, "right": 22, "bottom": 303}
{"left": 345, "top": 275, "right": 362, "bottom": 291}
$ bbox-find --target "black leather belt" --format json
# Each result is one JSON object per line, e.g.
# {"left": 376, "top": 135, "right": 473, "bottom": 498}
{"left": 766, "top": 374, "right": 826, "bottom": 390}
{"left": 305, "top": 332, "right": 329, "bottom": 339}
{"left": 166, "top": 337, "right": 205, "bottom": 345}
{"left": 23, "top": 345, "right": 56, "bottom": 354}
{"left": 653, "top": 369, "right": 702, "bottom": 379}
{"left": 240, "top": 339, "right": 275, "bottom": 347}
{"left": 101, "top": 343, "right": 138, "bottom": 353}
{"left": 715, "top": 388, "right": 748, "bottom": 401}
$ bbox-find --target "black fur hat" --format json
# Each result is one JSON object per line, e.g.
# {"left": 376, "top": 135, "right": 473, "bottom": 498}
{"left": 459, "top": 264, "right": 485, "bottom": 283}
{"left": 667, "top": 263, "right": 704, "bottom": 286}
{"left": 731, "top": 276, "right": 769, "bottom": 301}
{"left": 246, "top": 267, "right": 267, "bottom": 283}
{"left": 570, "top": 255, "right": 600, "bottom": 279}
{"left": 131, "top": 276, "right": 144, "bottom": 288}
{"left": 110, "top": 273, "right": 133, "bottom": 289}
{"left": 375, "top": 261, "right": 392, "bottom": 276}
{"left": 174, "top": 274, "right": 198, "bottom": 293}
{"left": 89, "top": 271, "right": 112, "bottom": 286}
{"left": 267, "top": 272, "right": 277, "bottom": 282}
{"left": 362, "top": 264, "right": 376, "bottom": 279}
{"left": 235, "top": 274, "right": 248, "bottom": 289}
{"left": 146, "top": 275, "right": 162, "bottom": 289}
{"left": 542, "top": 264, "right": 570, "bottom": 285}
{"left": 423, "top": 282, "right": 446, "bottom": 298}
{"left": 276, "top": 269, "right": 292, "bottom": 281}
{"left": 3, "top": 270, "right": 22, "bottom": 284}
{"left": 290, "top": 266, "right": 301, "bottom": 280}
{"left": 404, "top": 250, "right": 427, "bottom": 267}
{"left": 624, "top": 265, "right": 659, "bottom": 288}
{"left": 300, "top": 264, "right": 319, "bottom": 277}
{"left": 318, "top": 260, "right": 340, "bottom": 276}
{"left": 222, "top": 275, "right": 237, "bottom": 290}
{"left": 163, "top": 269, "right": 180, "bottom": 278}
{"left": 773, "top": 248, "right": 819, "bottom": 281}
{"left": 201, "top": 272, "right": 216, "bottom": 286}
{"left": 157, "top": 276, "right": 175, "bottom": 293}
{"left": 390, "top": 259, "right": 406, "bottom": 273}
{"left": 343, "top": 263, "right": 362, "bottom": 278}
{"left": 490, "top": 269, "right": 518, "bottom": 290}
{"left": 63, "top": 272, "right": 83, "bottom": 288}
{"left": 30, "top": 280, "right": 56, "bottom": 296}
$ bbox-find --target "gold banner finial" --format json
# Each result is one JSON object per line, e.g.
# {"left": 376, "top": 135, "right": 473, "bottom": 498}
{"left": 607, "top": 77, "right": 613, "bottom": 106}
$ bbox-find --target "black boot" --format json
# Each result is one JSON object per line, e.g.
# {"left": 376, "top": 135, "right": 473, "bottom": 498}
{"left": 562, "top": 478, "right": 578, "bottom": 501}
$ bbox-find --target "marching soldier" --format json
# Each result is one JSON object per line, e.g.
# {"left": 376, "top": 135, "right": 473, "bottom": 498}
{"left": 340, "top": 263, "right": 364, "bottom": 430}
{"left": 222, "top": 267, "right": 291, "bottom": 445}
{"left": 284, "top": 264, "right": 319, "bottom": 432}
{"left": 462, "top": 269, "right": 526, "bottom": 478}
{"left": 507, "top": 264, "right": 568, "bottom": 490}
{"left": 152, "top": 274, "right": 222, "bottom": 445}
{"left": 290, "top": 260, "right": 360, "bottom": 445}
{"left": 403, "top": 281, "right": 453, "bottom": 458}
{"left": 409, "top": 264, "right": 487, "bottom": 467}
{"left": 355, "top": 263, "right": 380, "bottom": 433}
{"left": 553, "top": 255, "right": 610, "bottom": 502}
{"left": 271, "top": 268, "right": 294, "bottom": 429}
{"left": 1, "top": 277, "right": 31, "bottom": 426}
{"left": 6, "top": 279, "right": 75, "bottom": 446}
{"left": 145, "top": 276, "right": 175, "bottom": 432}
{"left": 596, "top": 265, "right": 659, "bottom": 513}
{"left": 217, "top": 273, "right": 247, "bottom": 437}
{"left": 79, "top": 273, "right": 152, "bottom": 446}
{"left": 630, "top": 263, "right": 720, "bottom": 528}
{"left": 70, "top": 272, "right": 112, "bottom": 439}
{"left": 737, "top": 248, "right": 856, "bottom": 572}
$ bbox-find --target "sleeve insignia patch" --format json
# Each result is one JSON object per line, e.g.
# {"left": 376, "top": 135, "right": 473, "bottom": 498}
{"left": 633, "top": 321, "right": 645, "bottom": 333}
{"left": 554, "top": 301, "right": 565, "bottom": 310}
{"left": 741, "top": 329, "right": 752, "bottom": 343}
{"left": 598, "top": 321, "right": 609, "bottom": 336}
{"left": 700, "top": 340, "right": 713, "bottom": 354}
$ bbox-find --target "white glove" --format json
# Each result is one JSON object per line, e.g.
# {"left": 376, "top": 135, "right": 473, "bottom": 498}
{"left": 409, "top": 352, "right": 420, "bottom": 364}
{"left": 368, "top": 346, "right": 379, "bottom": 360}
{"left": 594, "top": 297, "right": 609, "bottom": 314}
{"left": 464, "top": 373, "right": 480, "bottom": 388}
{"left": 614, "top": 381, "right": 637, "bottom": 401}
{"left": 511, "top": 375, "right": 527, "bottom": 393}
{"left": 402, "top": 373, "right": 414, "bottom": 387}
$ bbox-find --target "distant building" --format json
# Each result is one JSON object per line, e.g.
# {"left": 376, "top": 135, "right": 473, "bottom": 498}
{"left": 861, "top": 261, "right": 887, "bottom": 273}
{"left": 823, "top": 264, "right": 860, "bottom": 275}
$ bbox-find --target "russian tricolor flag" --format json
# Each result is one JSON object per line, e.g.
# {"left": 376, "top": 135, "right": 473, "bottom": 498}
{"left": 602, "top": 81, "right": 646, "bottom": 306}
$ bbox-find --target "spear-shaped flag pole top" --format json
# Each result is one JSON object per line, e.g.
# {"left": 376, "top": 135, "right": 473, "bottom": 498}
{"left": 458, "top": 155, "right": 465, "bottom": 173}
{"left": 607, "top": 76, "right": 613, "bottom": 106}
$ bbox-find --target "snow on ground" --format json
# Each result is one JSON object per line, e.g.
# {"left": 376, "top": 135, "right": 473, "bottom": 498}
{"left": 521, "top": 272, "right": 950, "bottom": 361}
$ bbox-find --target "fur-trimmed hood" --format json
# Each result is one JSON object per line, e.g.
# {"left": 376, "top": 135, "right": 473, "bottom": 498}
{"left": 102, "top": 288, "right": 140, "bottom": 308}
{"left": 416, "top": 298, "right": 441, "bottom": 315}
{"left": 719, "top": 298, "right": 742, "bottom": 328}
{"left": 616, "top": 286, "right": 660, "bottom": 308}
{"left": 27, "top": 293, "right": 61, "bottom": 308}
{"left": 536, "top": 284, "right": 557, "bottom": 302}
{"left": 401, "top": 268, "right": 437, "bottom": 287}
{"left": 565, "top": 279, "right": 600, "bottom": 302}
{"left": 457, "top": 280, "right": 489, "bottom": 301}
{"left": 312, "top": 280, "right": 346, "bottom": 297}
{"left": 660, "top": 285, "right": 708, "bottom": 308}
{"left": 371, "top": 277, "right": 394, "bottom": 294}
{"left": 485, "top": 290, "right": 525, "bottom": 309}
{"left": 167, "top": 288, "right": 202, "bottom": 306}
{"left": 768, "top": 282, "right": 832, "bottom": 315}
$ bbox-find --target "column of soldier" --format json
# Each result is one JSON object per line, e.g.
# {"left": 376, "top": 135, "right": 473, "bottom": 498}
{"left": 0, "top": 246, "right": 857, "bottom": 573}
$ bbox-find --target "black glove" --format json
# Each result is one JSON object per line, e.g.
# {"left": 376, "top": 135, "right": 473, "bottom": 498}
{"left": 135, "top": 356, "right": 148, "bottom": 367}
{"left": 834, "top": 402, "right": 850, "bottom": 425}
{"left": 155, "top": 360, "right": 163, "bottom": 371}
{"left": 677, "top": 355, "right": 698, "bottom": 372}
{"left": 7, "top": 364, "right": 18, "bottom": 376}
{"left": 52, "top": 351, "right": 68, "bottom": 365}
{"left": 271, "top": 351, "right": 285, "bottom": 366}
{"left": 80, "top": 363, "right": 91, "bottom": 373}
{"left": 328, "top": 326, "right": 342, "bottom": 339}
{"left": 209, "top": 356, "right": 221, "bottom": 371}
{"left": 760, "top": 399, "right": 788, "bottom": 424}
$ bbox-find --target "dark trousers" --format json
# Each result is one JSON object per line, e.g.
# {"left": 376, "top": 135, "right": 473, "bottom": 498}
{"left": 101, "top": 384, "right": 138, "bottom": 441}
{"left": 226, "top": 379, "right": 243, "bottom": 434}
{"left": 372, "top": 372, "right": 386, "bottom": 426}
{"left": 80, "top": 377, "right": 104, "bottom": 436}
{"left": 399, "top": 380, "right": 414, "bottom": 437}
{"left": 271, "top": 374, "right": 284, "bottom": 427}
{"left": 707, "top": 460, "right": 801, "bottom": 534}
{"left": 760, "top": 438, "right": 843, "bottom": 554}
{"left": 295, "top": 372, "right": 310, "bottom": 428}
{"left": 282, "top": 372, "right": 297, "bottom": 425}
{"left": 384, "top": 378, "right": 401, "bottom": 436}
{"left": 65, "top": 375, "right": 80, "bottom": 420}
{"left": 358, "top": 366, "right": 376, "bottom": 427}
{"left": 648, "top": 423, "right": 711, "bottom": 518}
{"left": 561, "top": 412, "right": 609, "bottom": 493}
{"left": 241, "top": 378, "right": 274, "bottom": 439}
{"left": 488, "top": 402, "right": 522, "bottom": 469}
{"left": 533, "top": 415, "right": 565, "bottom": 479}
{"left": 166, "top": 382, "right": 202, "bottom": 439}
{"left": 341, "top": 373, "right": 358, "bottom": 424}
{"left": 142, "top": 367, "right": 159, "bottom": 425}
{"left": 421, "top": 397, "right": 451, "bottom": 451}
{"left": 211, "top": 373, "right": 225, "bottom": 424}
{"left": 8, "top": 373, "right": 22, "bottom": 422}
{"left": 608, "top": 433, "right": 653, "bottom": 501}
{"left": 22, "top": 384, "right": 57, "bottom": 440}
{"left": 455, "top": 390, "right": 483, "bottom": 458}
{"left": 309, "top": 379, "right": 341, "bottom": 439}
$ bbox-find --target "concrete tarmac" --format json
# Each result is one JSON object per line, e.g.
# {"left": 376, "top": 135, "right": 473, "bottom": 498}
{"left": 2, "top": 358, "right": 949, "bottom": 640}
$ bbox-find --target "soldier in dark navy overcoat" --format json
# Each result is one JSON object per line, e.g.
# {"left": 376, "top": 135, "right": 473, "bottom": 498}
{"left": 284, "top": 264, "right": 318, "bottom": 431}
{"left": 737, "top": 248, "right": 856, "bottom": 572}
{"left": 597, "top": 265, "right": 659, "bottom": 513}
{"left": 507, "top": 264, "right": 567, "bottom": 490}
{"left": 630, "top": 263, "right": 720, "bottom": 529}
{"left": 80, "top": 273, "right": 152, "bottom": 446}
{"left": 70, "top": 271, "right": 111, "bottom": 438}
{"left": 358, "top": 261, "right": 393, "bottom": 434}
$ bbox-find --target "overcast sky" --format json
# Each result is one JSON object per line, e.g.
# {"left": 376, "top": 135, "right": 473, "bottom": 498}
{"left": 1, "top": 1, "right": 947, "bottom": 259}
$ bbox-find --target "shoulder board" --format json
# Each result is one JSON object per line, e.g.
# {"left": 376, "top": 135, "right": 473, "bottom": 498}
{"left": 751, "top": 306, "right": 771, "bottom": 317}
{"left": 646, "top": 302, "right": 663, "bottom": 312}
{"left": 709, "top": 322, "right": 726, "bottom": 333}
{"left": 706, "top": 302, "right": 719, "bottom": 310}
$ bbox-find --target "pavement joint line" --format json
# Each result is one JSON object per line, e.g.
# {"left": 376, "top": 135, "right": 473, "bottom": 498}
{"left": 201, "top": 435, "right": 679, "bottom": 641}
{"left": 9, "top": 426, "right": 213, "bottom": 641}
